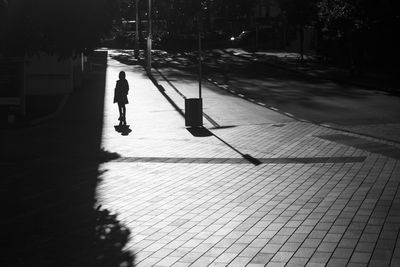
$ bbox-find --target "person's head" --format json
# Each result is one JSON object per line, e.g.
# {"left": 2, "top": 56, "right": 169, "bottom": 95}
{"left": 119, "top": 71, "right": 126, "bottom": 80}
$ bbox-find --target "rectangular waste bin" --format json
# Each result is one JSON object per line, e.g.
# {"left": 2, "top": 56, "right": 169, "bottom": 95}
{"left": 185, "top": 98, "right": 203, "bottom": 127}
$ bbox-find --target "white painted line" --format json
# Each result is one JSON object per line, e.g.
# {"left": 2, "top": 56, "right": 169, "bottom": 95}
{"left": 270, "top": 107, "right": 278, "bottom": 111}
{"left": 238, "top": 94, "right": 245, "bottom": 97}
{"left": 229, "top": 90, "right": 235, "bottom": 93}
{"left": 249, "top": 99, "right": 255, "bottom": 102}
{"left": 221, "top": 85, "right": 228, "bottom": 88}
{"left": 258, "top": 102, "right": 266, "bottom": 106}
{"left": 284, "top": 112, "right": 294, "bottom": 117}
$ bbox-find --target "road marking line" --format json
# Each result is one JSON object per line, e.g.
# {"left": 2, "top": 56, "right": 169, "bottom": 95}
{"left": 258, "top": 102, "right": 266, "bottom": 106}
{"left": 238, "top": 94, "right": 244, "bottom": 97}
{"left": 270, "top": 107, "right": 278, "bottom": 111}
{"left": 285, "top": 112, "right": 294, "bottom": 117}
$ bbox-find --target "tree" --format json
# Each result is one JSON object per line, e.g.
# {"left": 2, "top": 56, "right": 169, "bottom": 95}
{"left": 317, "top": 0, "right": 400, "bottom": 68}
{"left": 0, "top": 0, "right": 119, "bottom": 57}
{"left": 152, "top": 0, "right": 256, "bottom": 35}
{"left": 277, "top": 0, "right": 317, "bottom": 61}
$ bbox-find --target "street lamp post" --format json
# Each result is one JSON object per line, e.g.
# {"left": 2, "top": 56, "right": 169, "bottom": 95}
{"left": 198, "top": 21, "right": 202, "bottom": 99}
{"left": 134, "top": 0, "right": 139, "bottom": 59}
{"left": 184, "top": 1, "right": 204, "bottom": 128}
{"left": 147, "top": 0, "right": 152, "bottom": 72}
{"left": 198, "top": 2, "right": 203, "bottom": 99}
{"left": 135, "top": 0, "right": 140, "bottom": 59}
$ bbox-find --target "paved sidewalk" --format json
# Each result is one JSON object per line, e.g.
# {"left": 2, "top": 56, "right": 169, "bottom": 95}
{"left": 98, "top": 52, "right": 400, "bottom": 266}
{"left": 2, "top": 50, "right": 399, "bottom": 267}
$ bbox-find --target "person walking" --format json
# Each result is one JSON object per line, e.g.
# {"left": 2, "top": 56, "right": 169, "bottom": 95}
{"left": 114, "top": 71, "right": 129, "bottom": 125}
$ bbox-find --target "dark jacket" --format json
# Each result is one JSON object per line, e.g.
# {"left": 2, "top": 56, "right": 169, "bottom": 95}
{"left": 113, "top": 79, "right": 129, "bottom": 104}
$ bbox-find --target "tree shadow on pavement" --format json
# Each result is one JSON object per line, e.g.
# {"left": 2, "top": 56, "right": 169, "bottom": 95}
{"left": 152, "top": 49, "right": 374, "bottom": 104}
{"left": 0, "top": 51, "right": 135, "bottom": 267}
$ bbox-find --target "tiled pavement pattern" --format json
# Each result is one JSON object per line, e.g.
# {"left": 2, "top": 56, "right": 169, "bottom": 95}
{"left": 97, "top": 52, "right": 400, "bottom": 266}
{"left": 110, "top": 156, "right": 366, "bottom": 164}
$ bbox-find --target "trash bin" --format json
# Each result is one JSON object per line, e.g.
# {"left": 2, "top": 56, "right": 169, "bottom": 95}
{"left": 185, "top": 98, "right": 203, "bottom": 127}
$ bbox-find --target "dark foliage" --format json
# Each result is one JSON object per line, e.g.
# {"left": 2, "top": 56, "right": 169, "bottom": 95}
{"left": 0, "top": 0, "right": 119, "bottom": 57}
{"left": 317, "top": 0, "right": 400, "bottom": 67}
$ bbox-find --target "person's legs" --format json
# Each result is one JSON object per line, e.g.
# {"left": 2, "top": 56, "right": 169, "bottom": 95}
{"left": 121, "top": 104, "right": 126, "bottom": 125}
{"left": 118, "top": 103, "right": 123, "bottom": 122}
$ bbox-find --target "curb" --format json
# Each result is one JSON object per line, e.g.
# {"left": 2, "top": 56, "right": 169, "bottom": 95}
{"left": 205, "top": 76, "right": 400, "bottom": 146}
{"left": 153, "top": 50, "right": 400, "bottom": 146}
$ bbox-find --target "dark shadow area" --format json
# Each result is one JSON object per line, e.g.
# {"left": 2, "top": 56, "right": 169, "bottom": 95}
{"left": 186, "top": 126, "right": 213, "bottom": 137}
{"left": 0, "top": 51, "right": 135, "bottom": 267}
{"left": 318, "top": 134, "right": 400, "bottom": 160}
{"left": 147, "top": 72, "right": 185, "bottom": 118}
{"left": 154, "top": 68, "right": 186, "bottom": 99}
{"left": 152, "top": 49, "right": 400, "bottom": 128}
{"left": 223, "top": 49, "right": 400, "bottom": 94}
{"left": 211, "top": 133, "right": 262, "bottom": 166}
{"left": 97, "top": 148, "right": 121, "bottom": 162}
{"left": 209, "top": 125, "right": 237, "bottom": 130}
{"left": 109, "top": 49, "right": 143, "bottom": 66}
{"left": 24, "top": 95, "right": 66, "bottom": 121}
{"left": 0, "top": 95, "right": 67, "bottom": 130}
{"left": 110, "top": 54, "right": 141, "bottom": 66}
{"left": 151, "top": 68, "right": 260, "bottom": 163}
{"left": 151, "top": 49, "right": 381, "bottom": 102}
{"left": 115, "top": 125, "right": 132, "bottom": 136}
{"left": 147, "top": 69, "right": 261, "bottom": 166}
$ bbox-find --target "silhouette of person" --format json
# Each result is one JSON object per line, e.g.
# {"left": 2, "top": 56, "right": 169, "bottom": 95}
{"left": 114, "top": 71, "right": 129, "bottom": 125}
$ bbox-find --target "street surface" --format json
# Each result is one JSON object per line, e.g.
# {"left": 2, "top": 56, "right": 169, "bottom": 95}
{"left": 148, "top": 49, "right": 400, "bottom": 143}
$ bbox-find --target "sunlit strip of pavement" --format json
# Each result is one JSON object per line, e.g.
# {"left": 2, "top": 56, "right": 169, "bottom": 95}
{"left": 97, "top": 52, "right": 400, "bottom": 267}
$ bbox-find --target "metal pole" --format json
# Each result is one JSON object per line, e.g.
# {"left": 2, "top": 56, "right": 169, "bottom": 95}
{"left": 134, "top": 0, "right": 139, "bottom": 59}
{"left": 147, "top": 0, "right": 152, "bottom": 72}
{"left": 198, "top": 30, "right": 202, "bottom": 99}
{"left": 198, "top": 4, "right": 202, "bottom": 99}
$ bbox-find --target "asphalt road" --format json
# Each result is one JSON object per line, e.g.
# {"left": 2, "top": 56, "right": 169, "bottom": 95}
{"left": 150, "top": 49, "right": 400, "bottom": 142}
